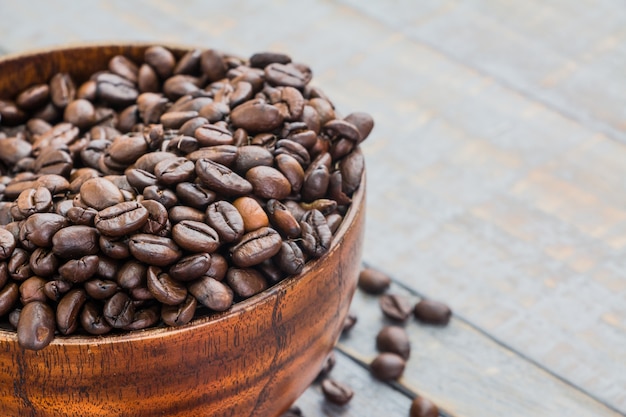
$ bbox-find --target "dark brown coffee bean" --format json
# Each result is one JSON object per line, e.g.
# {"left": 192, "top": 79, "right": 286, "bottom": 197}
{"left": 161, "top": 294, "right": 197, "bottom": 327}
{"left": 230, "top": 227, "right": 282, "bottom": 268}
{"left": 175, "top": 182, "right": 216, "bottom": 210}
{"left": 50, "top": 72, "right": 76, "bottom": 108}
{"left": 0, "top": 227, "right": 16, "bottom": 260}
{"left": 275, "top": 153, "right": 304, "bottom": 194}
{"left": 174, "top": 49, "right": 202, "bottom": 75}
{"left": 203, "top": 201, "right": 244, "bottom": 244}
{"left": 129, "top": 234, "right": 182, "bottom": 266}
{"left": 343, "top": 312, "right": 358, "bottom": 333}
{"left": 0, "top": 282, "right": 19, "bottom": 316}
{"left": 147, "top": 266, "right": 188, "bottom": 305}
{"left": 59, "top": 255, "right": 100, "bottom": 283}
{"left": 8, "top": 248, "right": 33, "bottom": 281}
{"left": 188, "top": 275, "right": 233, "bottom": 311}
{"left": 96, "top": 72, "right": 138, "bottom": 107}
{"left": 172, "top": 220, "right": 220, "bottom": 253}
{"left": 321, "top": 379, "right": 354, "bottom": 406}
{"left": 339, "top": 147, "right": 365, "bottom": 195}
{"left": 265, "top": 199, "right": 300, "bottom": 239}
{"left": 370, "top": 352, "right": 406, "bottom": 381}
{"left": 358, "top": 268, "right": 391, "bottom": 295}
{"left": 203, "top": 253, "right": 228, "bottom": 281}
{"left": 246, "top": 166, "right": 291, "bottom": 200}
{"left": 103, "top": 291, "right": 135, "bottom": 328}
{"left": 123, "top": 305, "right": 160, "bottom": 331}
{"left": 0, "top": 263, "right": 8, "bottom": 289}
{"left": 344, "top": 112, "right": 374, "bottom": 142}
{"left": 302, "top": 162, "right": 330, "bottom": 203}
{"left": 56, "top": 288, "right": 88, "bottom": 335}
{"left": 169, "top": 253, "right": 212, "bottom": 282}
{"left": 144, "top": 46, "right": 176, "bottom": 79}
{"left": 179, "top": 117, "right": 209, "bottom": 138}
{"left": 160, "top": 110, "right": 199, "bottom": 129}
{"left": 34, "top": 174, "right": 71, "bottom": 195}
{"left": 265, "top": 63, "right": 309, "bottom": 89}
{"left": 274, "top": 139, "right": 310, "bottom": 167}
{"left": 328, "top": 171, "right": 351, "bottom": 206}
{"left": 226, "top": 267, "right": 268, "bottom": 299}
{"left": 194, "top": 123, "right": 234, "bottom": 147}
{"left": 95, "top": 201, "right": 149, "bottom": 237}
{"left": 19, "top": 213, "right": 68, "bottom": 249}
{"left": 195, "top": 158, "right": 253, "bottom": 196}
{"left": 16, "top": 187, "right": 52, "bottom": 217}
{"left": 108, "top": 55, "right": 138, "bottom": 83}
{"left": 410, "top": 397, "right": 439, "bottom": 417}
{"left": 140, "top": 200, "right": 168, "bottom": 234}
{"left": 52, "top": 225, "right": 100, "bottom": 258}
{"left": 230, "top": 98, "right": 284, "bottom": 133}
{"left": 275, "top": 241, "right": 305, "bottom": 275}
{"left": 232, "top": 197, "right": 268, "bottom": 233}
{"left": 0, "top": 99, "right": 27, "bottom": 125}
{"left": 143, "top": 185, "right": 178, "bottom": 209}
{"left": 16, "top": 83, "right": 50, "bottom": 110}
{"left": 379, "top": 294, "right": 413, "bottom": 322}
{"left": 186, "top": 145, "right": 238, "bottom": 167}
{"left": 81, "top": 301, "right": 113, "bottom": 335}
{"left": 64, "top": 99, "right": 96, "bottom": 129}
{"left": 233, "top": 145, "right": 274, "bottom": 174}
{"left": 116, "top": 260, "right": 147, "bottom": 290}
{"left": 255, "top": 259, "right": 285, "bottom": 285}
{"left": 166, "top": 135, "right": 199, "bottom": 155}
{"left": 99, "top": 235, "right": 130, "bottom": 260}
{"left": 168, "top": 205, "right": 205, "bottom": 223}
{"left": 107, "top": 134, "right": 149, "bottom": 165}
{"left": 85, "top": 279, "right": 119, "bottom": 300}
{"left": 42, "top": 279, "right": 71, "bottom": 302}
{"left": 17, "top": 301, "right": 55, "bottom": 351}
{"left": 66, "top": 206, "right": 98, "bottom": 226}
{"left": 154, "top": 157, "right": 195, "bottom": 185}
{"left": 299, "top": 209, "right": 332, "bottom": 258}
{"left": 376, "top": 326, "right": 411, "bottom": 360}
{"left": 137, "top": 63, "right": 160, "bottom": 93}
{"left": 20, "top": 276, "right": 46, "bottom": 304}
{"left": 414, "top": 299, "right": 452, "bottom": 326}
{"left": 80, "top": 177, "right": 124, "bottom": 210}
{"left": 200, "top": 49, "right": 227, "bottom": 82}
{"left": 249, "top": 52, "right": 291, "bottom": 69}
{"left": 198, "top": 101, "right": 230, "bottom": 123}
{"left": 34, "top": 149, "right": 73, "bottom": 177}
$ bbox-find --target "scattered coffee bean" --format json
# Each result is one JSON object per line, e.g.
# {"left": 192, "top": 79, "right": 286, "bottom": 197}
{"left": 376, "top": 326, "right": 411, "bottom": 360}
{"left": 414, "top": 299, "right": 452, "bottom": 326}
{"left": 370, "top": 352, "right": 406, "bottom": 381}
{"left": 321, "top": 378, "right": 354, "bottom": 406}
{"left": 379, "top": 294, "right": 413, "bottom": 322}
{"left": 358, "top": 268, "right": 391, "bottom": 295}
{"left": 410, "top": 397, "right": 439, "bottom": 417}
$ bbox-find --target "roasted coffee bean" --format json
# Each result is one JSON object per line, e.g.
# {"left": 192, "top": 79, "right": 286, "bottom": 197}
{"left": 204, "top": 201, "right": 244, "bottom": 243}
{"left": 140, "top": 200, "right": 168, "bottom": 234}
{"left": 249, "top": 52, "right": 291, "bottom": 69}
{"left": 179, "top": 117, "right": 209, "bottom": 138}
{"left": 43, "top": 279, "right": 71, "bottom": 302}
{"left": 34, "top": 149, "right": 73, "bottom": 177}
{"left": 175, "top": 182, "right": 216, "bottom": 210}
{"left": 232, "top": 196, "right": 268, "bottom": 233}
{"left": 376, "top": 326, "right": 411, "bottom": 360}
{"left": 230, "top": 227, "right": 282, "bottom": 268}
{"left": 103, "top": 291, "right": 135, "bottom": 328}
{"left": 20, "top": 213, "right": 68, "bottom": 249}
{"left": 85, "top": 279, "right": 119, "bottom": 300}
{"left": 143, "top": 185, "right": 178, "bottom": 209}
{"left": 147, "top": 266, "right": 188, "bottom": 305}
{"left": 123, "top": 305, "right": 160, "bottom": 330}
{"left": 328, "top": 171, "right": 351, "bottom": 206}
{"left": 34, "top": 174, "right": 71, "bottom": 195}
{"left": 0, "top": 282, "right": 19, "bottom": 316}
{"left": 299, "top": 209, "right": 332, "bottom": 258}
{"left": 0, "top": 227, "right": 16, "bottom": 260}
{"left": 0, "top": 137, "right": 32, "bottom": 167}
{"left": 302, "top": 163, "right": 330, "bottom": 202}
{"left": 81, "top": 301, "right": 113, "bottom": 335}
{"left": 226, "top": 267, "right": 268, "bottom": 299}
{"left": 80, "top": 177, "right": 124, "bottom": 210}
{"left": 174, "top": 49, "right": 202, "bottom": 75}
{"left": 50, "top": 72, "right": 76, "bottom": 108}
{"left": 339, "top": 148, "right": 365, "bottom": 195}
{"left": 0, "top": 100, "right": 27, "bottom": 126}
{"left": 256, "top": 259, "right": 285, "bottom": 284}
{"left": 154, "top": 157, "right": 195, "bottom": 185}
{"left": 166, "top": 134, "right": 199, "bottom": 155}
{"left": 64, "top": 99, "right": 96, "bottom": 129}
{"left": 275, "top": 153, "right": 304, "bottom": 194}
{"left": 203, "top": 253, "right": 228, "bottom": 281}
{"left": 16, "top": 83, "right": 50, "bottom": 110}
{"left": 16, "top": 187, "right": 52, "bottom": 217}
{"left": 414, "top": 299, "right": 452, "bottom": 326}
{"left": 233, "top": 145, "right": 274, "bottom": 174}
{"left": 20, "top": 276, "right": 47, "bottom": 304}
{"left": 138, "top": 63, "right": 160, "bottom": 93}
{"left": 144, "top": 46, "right": 176, "bottom": 79}
{"left": 379, "top": 294, "right": 413, "bottom": 322}
{"left": 8, "top": 248, "right": 32, "bottom": 281}
{"left": 198, "top": 101, "right": 230, "bottom": 123}
{"left": 196, "top": 158, "right": 253, "bottom": 196}
{"left": 0, "top": 263, "right": 7, "bottom": 289}
{"left": 56, "top": 288, "right": 88, "bottom": 335}
{"left": 230, "top": 98, "right": 283, "bottom": 133}
{"left": 246, "top": 166, "right": 291, "bottom": 200}
{"left": 52, "top": 225, "right": 100, "bottom": 258}
{"left": 8, "top": 309, "right": 20, "bottom": 329}
{"left": 116, "top": 260, "right": 147, "bottom": 289}
{"left": 266, "top": 199, "right": 300, "bottom": 238}
{"left": 342, "top": 312, "right": 358, "bottom": 333}
{"left": 186, "top": 145, "right": 238, "bottom": 167}
{"left": 172, "top": 220, "right": 220, "bottom": 253}
{"left": 321, "top": 379, "right": 354, "bottom": 406}
{"left": 66, "top": 206, "right": 98, "bottom": 226}
{"left": 109, "top": 55, "right": 139, "bottom": 83}
{"left": 188, "top": 275, "right": 233, "bottom": 311}
{"left": 275, "top": 241, "right": 305, "bottom": 275}
{"left": 17, "top": 301, "right": 55, "bottom": 351}
{"left": 96, "top": 256, "right": 119, "bottom": 281}
{"left": 161, "top": 110, "right": 199, "bottom": 129}
{"left": 200, "top": 49, "right": 227, "bottom": 82}
{"left": 169, "top": 205, "right": 205, "bottom": 223}
{"left": 58, "top": 255, "right": 100, "bottom": 283}
{"left": 27, "top": 248, "right": 58, "bottom": 278}
{"left": 96, "top": 72, "right": 138, "bottom": 107}
{"left": 99, "top": 235, "right": 130, "bottom": 260}
{"left": 169, "top": 253, "right": 212, "bottom": 282}
{"left": 344, "top": 112, "right": 374, "bottom": 142}
{"left": 95, "top": 201, "right": 149, "bottom": 237}
{"left": 300, "top": 199, "right": 337, "bottom": 216}
{"left": 161, "top": 294, "right": 197, "bottom": 327}
{"left": 370, "top": 352, "right": 406, "bottom": 381}
{"left": 265, "top": 63, "right": 309, "bottom": 89}
{"left": 129, "top": 234, "right": 182, "bottom": 266}
{"left": 410, "top": 397, "right": 439, "bottom": 417}
{"left": 194, "top": 123, "right": 234, "bottom": 146}
{"left": 107, "top": 134, "right": 149, "bottom": 165}
{"left": 274, "top": 139, "right": 310, "bottom": 168}
{"left": 358, "top": 268, "right": 391, "bottom": 295}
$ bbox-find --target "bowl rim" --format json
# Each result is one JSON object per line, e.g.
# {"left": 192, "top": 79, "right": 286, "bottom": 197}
{"left": 0, "top": 43, "right": 366, "bottom": 346}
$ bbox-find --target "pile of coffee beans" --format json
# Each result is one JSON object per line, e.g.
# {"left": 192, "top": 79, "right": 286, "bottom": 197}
{"left": 0, "top": 46, "right": 372, "bottom": 350}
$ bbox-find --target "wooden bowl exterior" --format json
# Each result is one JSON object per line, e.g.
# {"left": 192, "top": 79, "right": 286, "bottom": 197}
{"left": 0, "top": 45, "right": 365, "bottom": 417}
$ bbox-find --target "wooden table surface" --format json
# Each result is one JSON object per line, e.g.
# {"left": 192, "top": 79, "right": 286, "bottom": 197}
{"left": 1, "top": 1, "right": 625, "bottom": 416}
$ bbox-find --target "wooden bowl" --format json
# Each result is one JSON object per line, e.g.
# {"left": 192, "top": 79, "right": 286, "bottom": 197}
{"left": 0, "top": 44, "right": 365, "bottom": 417}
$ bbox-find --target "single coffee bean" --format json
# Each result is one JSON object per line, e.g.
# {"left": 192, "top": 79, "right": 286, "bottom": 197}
{"left": 109, "top": 55, "right": 139, "bottom": 83}
{"left": 58, "top": 255, "right": 100, "bottom": 283}
{"left": 8, "top": 248, "right": 33, "bottom": 281}
{"left": 358, "top": 268, "right": 391, "bottom": 295}
{"left": 233, "top": 196, "right": 269, "bottom": 233}
{"left": 226, "top": 267, "right": 268, "bottom": 299}
{"left": 204, "top": 201, "right": 245, "bottom": 243}
{"left": 0, "top": 282, "right": 19, "bottom": 316}
{"left": 410, "top": 397, "right": 439, "bottom": 417}
{"left": 129, "top": 234, "right": 182, "bottom": 266}
{"left": 339, "top": 148, "right": 365, "bottom": 195}
{"left": 321, "top": 379, "right": 354, "bottom": 406}
{"left": 188, "top": 276, "right": 233, "bottom": 311}
{"left": 379, "top": 294, "right": 413, "bottom": 322}
{"left": 42, "top": 279, "right": 72, "bottom": 302}
{"left": 414, "top": 299, "right": 452, "bottom": 326}
{"left": 99, "top": 235, "right": 130, "bottom": 260}
{"left": 140, "top": 200, "right": 169, "bottom": 234}
{"left": 80, "top": 301, "right": 113, "bottom": 335}
{"left": 274, "top": 139, "right": 310, "bottom": 168}
{"left": 50, "top": 72, "right": 76, "bottom": 108}
{"left": 64, "top": 99, "right": 96, "bottom": 129}
{"left": 176, "top": 182, "right": 216, "bottom": 210}
{"left": 56, "top": 289, "right": 88, "bottom": 335}
{"left": 186, "top": 145, "right": 237, "bottom": 167}
{"left": 67, "top": 206, "right": 100, "bottom": 226}
{"left": 161, "top": 294, "right": 197, "bottom": 327}
{"left": 95, "top": 201, "right": 149, "bottom": 237}
{"left": 138, "top": 63, "right": 160, "bottom": 93}
{"left": 96, "top": 72, "right": 138, "bottom": 107}
{"left": 144, "top": 46, "right": 176, "bottom": 79}
{"left": 194, "top": 123, "right": 234, "bottom": 146}
{"left": 103, "top": 291, "right": 135, "bottom": 328}
{"left": 174, "top": 49, "right": 202, "bottom": 75}
{"left": 370, "top": 352, "right": 406, "bottom": 381}
{"left": 0, "top": 227, "right": 16, "bottom": 260}
{"left": 266, "top": 199, "right": 301, "bottom": 238}
{"left": 230, "top": 98, "right": 284, "bottom": 133}
{"left": 265, "top": 63, "right": 309, "bottom": 89}
{"left": 246, "top": 166, "right": 291, "bottom": 200}
{"left": 16, "top": 187, "right": 52, "bottom": 217}
{"left": 249, "top": 52, "right": 291, "bottom": 69}
{"left": 143, "top": 185, "right": 178, "bottom": 209}
{"left": 146, "top": 266, "right": 188, "bottom": 305}
{"left": 299, "top": 209, "right": 332, "bottom": 258}
{"left": 79, "top": 177, "right": 124, "bottom": 211}
{"left": 233, "top": 145, "right": 274, "bottom": 174}
{"left": 376, "top": 326, "right": 411, "bottom": 360}
{"left": 154, "top": 156, "right": 195, "bottom": 185}
{"left": 230, "top": 227, "right": 282, "bottom": 267}
{"left": 116, "top": 260, "right": 147, "bottom": 290}
{"left": 17, "top": 301, "right": 55, "bottom": 351}
{"left": 195, "top": 158, "right": 253, "bottom": 196}
{"left": 172, "top": 220, "right": 220, "bottom": 253}
{"left": 203, "top": 253, "right": 228, "bottom": 281}
{"left": 8, "top": 309, "right": 20, "bottom": 330}
{"left": 275, "top": 241, "right": 305, "bottom": 275}
{"left": 16, "top": 83, "right": 50, "bottom": 110}
{"left": 200, "top": 49, "right": 227, "bottom": 81}
{"left": 169, "top": 253, "right": 212, "bottom": 282}
{"left": 84, "top": 279, "right": 119, "bottom": 300}
{"left": 35, "top": 174, "right": 71, "bottom": 195}
{"left": 19, "top": 213, "right": 69, "bottom": 249}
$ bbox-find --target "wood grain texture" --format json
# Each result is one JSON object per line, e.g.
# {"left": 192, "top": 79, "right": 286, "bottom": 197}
{"left": 0, "top": 44, "right": 366, "bottom": 417}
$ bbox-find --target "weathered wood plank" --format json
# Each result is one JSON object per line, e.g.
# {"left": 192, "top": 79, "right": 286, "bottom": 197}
{"left": 293, "top": 348, "right": 417, "bottom": 417}
{"left": 339, "top": 281, "right": 624, "bottom": 417}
